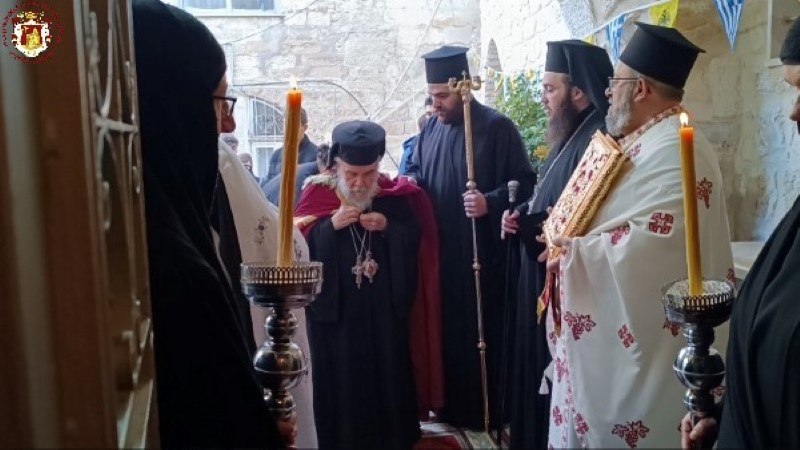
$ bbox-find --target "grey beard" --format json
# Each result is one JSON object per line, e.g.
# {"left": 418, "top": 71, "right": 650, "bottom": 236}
{"left": 606, "top": 88, "right": 634, "bottom": 137}
{"left": 336, "top": 176, "right": 376, "bottom": 211}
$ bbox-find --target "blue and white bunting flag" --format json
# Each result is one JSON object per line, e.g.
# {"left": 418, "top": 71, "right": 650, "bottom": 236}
{"left": 606, "top": 14, "right": 627, "bottom": 63}
{"left": 714, "top": 0, "right": 744, "bottom": 50}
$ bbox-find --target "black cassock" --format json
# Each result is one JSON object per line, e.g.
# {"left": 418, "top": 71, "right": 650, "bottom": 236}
{"left": 718, "top": 194, "right": 800, "bottom": 448}
{"left": 508, "top": 106, "right": 604, "bottom": 449}
{"left": 406, "top": 101, "right": 534, "bottom": 429}
{"left": 306, "top": 196, "right": 421, "bottom": 450}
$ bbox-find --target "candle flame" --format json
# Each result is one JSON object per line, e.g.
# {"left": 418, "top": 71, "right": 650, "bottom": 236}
{"left": 290, "top": 76, "right": 298, "bottom": 90}
{"left": 680, "top": 112, "right": 689, "bottom": 127}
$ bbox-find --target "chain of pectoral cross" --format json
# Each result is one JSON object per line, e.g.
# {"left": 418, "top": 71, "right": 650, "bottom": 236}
{"left": 348, "top": 224, "right": 378, "bottom": 289}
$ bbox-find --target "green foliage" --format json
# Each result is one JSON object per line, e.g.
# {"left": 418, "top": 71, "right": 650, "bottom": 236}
{"left": 494, "top": 70, "right": 549, "bottom": 173}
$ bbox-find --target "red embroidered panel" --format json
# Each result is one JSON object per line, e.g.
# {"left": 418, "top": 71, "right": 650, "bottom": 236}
{"left": 618, "top": 324, "right": 636, "bottom": 348}
{"left": 612, "top": 420, "right": 651, "bottom": 448}
{"left": 563, "top": 311, "right": 597, "bottom": 340}
{"left": 696, "top": 177, "right": 713, "bottom": 209}
{"left": 610, "top": 224, "right": 631, "bottom": 246}
{"left": 552, "top": 406, "right": 564, "bottom": 426}
{"left": 648, "top": 212, "right": 674, "bottom": 235}
{"left": 575, "top": 413, "right": 589, "bottom": 436}
{"left": 662, "top": 319, "right": 681, "bottom": 337}
{"left": 555, "top": 357, "right": 568, "bottom": 383}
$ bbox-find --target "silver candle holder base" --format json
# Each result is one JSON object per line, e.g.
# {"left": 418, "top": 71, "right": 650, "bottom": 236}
{"left": 241, "top": 261, "right": 323, "bottom": 418}
{"left": 662, "top": 279, "right": 734, "bottom": 428}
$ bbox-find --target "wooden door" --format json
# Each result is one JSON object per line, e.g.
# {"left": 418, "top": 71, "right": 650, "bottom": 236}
{"left": 0, "top": 0, "right": 155, "bottom": 447}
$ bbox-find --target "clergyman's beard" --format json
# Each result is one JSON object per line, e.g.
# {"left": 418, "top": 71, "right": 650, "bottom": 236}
{"left": 337, "top": 176, "right": 377, "bottom": 211}
{"left": 606, "top": 85, "right": 634, "bottom": 137}
{"left": 546, "top": 98, "right": 581, "bottom": 149}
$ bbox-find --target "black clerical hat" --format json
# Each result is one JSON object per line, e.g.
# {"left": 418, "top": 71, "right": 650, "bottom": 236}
{"left": 781, "top": 17, "right": 800, "bottom": 64}
{"left": 422, "top": 45, "right": 470, "bottom": 84}
{"left": 545, "top": 39, "right": 613, "bottom": 113}
{"left": 328, "top": 120, "right": 385, "bottom": 167}
{"left": 620, "top": 22, "right": 705, "bottom": 89}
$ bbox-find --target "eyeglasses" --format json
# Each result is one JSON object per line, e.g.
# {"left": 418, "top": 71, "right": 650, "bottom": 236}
{"left": 213, "top": 95, "right": 237, "bottom": 116}
{"left": 607, "top": 77, "right": 640, "bottom": 87}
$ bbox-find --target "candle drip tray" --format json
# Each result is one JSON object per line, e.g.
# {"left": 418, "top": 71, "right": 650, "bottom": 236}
{"left": 241, "top": 261, "right": 323, "bottom": 308}
{"left": 661, "top": 279, "right": 734, "bottom": 328}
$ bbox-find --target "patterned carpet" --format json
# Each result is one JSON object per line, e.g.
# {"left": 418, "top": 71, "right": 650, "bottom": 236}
{"left": 415, "top": 422, "right": 509, "bottom": 450}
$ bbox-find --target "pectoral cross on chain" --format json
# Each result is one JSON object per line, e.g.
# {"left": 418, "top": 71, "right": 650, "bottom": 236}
{"left": 363, "top": 251, "right": 378, "bottom": 283}
{"left": 351, "top": 255, "right": 364, "bottom": 289}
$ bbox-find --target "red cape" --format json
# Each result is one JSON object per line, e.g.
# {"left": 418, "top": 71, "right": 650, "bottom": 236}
{"left": 295, "top": 174, "right": 445, "bottom": 414}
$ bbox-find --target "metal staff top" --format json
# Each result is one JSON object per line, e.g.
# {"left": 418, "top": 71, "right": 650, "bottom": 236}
{"left": 448, "top": 71, "right": 482, "bottom": 188}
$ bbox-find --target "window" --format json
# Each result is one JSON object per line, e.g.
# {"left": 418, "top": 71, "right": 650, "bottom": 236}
{"left": 249, "top": 99, "right": 285, "bottom": 177}
{"left": 253, "top": 146, "right": 276, "bottom": 179}
{"left": 251, "top": 99, "right": 284, "bottom": 138}
{"left": 178, "top": 0, "right": 276, "bottom": 13}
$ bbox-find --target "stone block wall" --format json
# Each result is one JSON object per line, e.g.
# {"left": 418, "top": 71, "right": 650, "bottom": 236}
{"left": 180, "top": 0, "right": 481, "bottom": 176}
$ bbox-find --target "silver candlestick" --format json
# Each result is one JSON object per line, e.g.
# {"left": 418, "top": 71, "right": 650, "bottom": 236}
{"left": 661, "top": 279, "right": 734, "bottom": 446}
{"left": 241, "top": 261, "right": 323, "bottom": 419}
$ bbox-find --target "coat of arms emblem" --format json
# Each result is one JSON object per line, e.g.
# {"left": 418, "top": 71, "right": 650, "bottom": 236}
{"left": 11, "top": 10, "right": 50, "bottom": 58}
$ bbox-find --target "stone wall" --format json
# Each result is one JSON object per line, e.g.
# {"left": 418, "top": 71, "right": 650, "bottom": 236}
{"left": 480, "top": 0, "right": 800, "bottom": 240}
{"left": 672, "top": 0, "right": 799, "bottom": 241}
{"left": 177, "top": 0, "right": 481, "bottom": 176}
{"left": 479, "top": 0, "right": 572, "bottom": 73}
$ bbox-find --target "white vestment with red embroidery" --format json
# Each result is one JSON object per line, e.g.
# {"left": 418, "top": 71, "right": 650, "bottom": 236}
{"left": 217, "top": 142, "right": 317, "bottom": 449}
{"left": 546, "top": 114, "right": 734, "bottom": 449}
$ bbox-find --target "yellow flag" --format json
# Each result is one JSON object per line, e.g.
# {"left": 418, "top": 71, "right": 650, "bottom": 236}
{"left": 649, "top": 0, "right": 679, "bottom": 28}
{"left": 583, "top": 34, "right": 595, "bottom": 45}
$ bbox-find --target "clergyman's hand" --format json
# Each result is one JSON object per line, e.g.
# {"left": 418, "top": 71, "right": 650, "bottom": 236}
{"left": 359, "top": 212, "right": 388, "bottom": 232}
{"left": 681, "top": 413, "right": 718, "bottom": 450}
{"left": 332, "top": 206, "right": 362, "bottom": 230}
{"left": 463, "top": 190, "right": 488, "bottom": 218}
{"left": 537, "top": 234, "right": 571, "bottom": 273}
{"left": 501, "top": 210, "right": 520, "bottom": 239}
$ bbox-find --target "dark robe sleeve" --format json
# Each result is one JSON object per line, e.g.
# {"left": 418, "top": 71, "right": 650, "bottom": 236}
{"left": 305, "top": 217, "right": 341, "bottom": 323}
{"left": 382, "top": 198, "right": 421, "bottom": 318}
{"left": 482, "top": 116, "right": 535, "bottom": 213}
{"left": 514, "top": 203, "right": 548, "bottom": 248}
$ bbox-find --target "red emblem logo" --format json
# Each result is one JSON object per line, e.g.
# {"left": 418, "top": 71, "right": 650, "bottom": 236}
{"left": 2, "top": 1, "right": 62, "bottom": 63}
{"left": 648, "top": 212, "right": 674, "bottom": 235}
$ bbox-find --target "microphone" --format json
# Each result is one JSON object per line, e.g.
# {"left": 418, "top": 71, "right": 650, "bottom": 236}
{"left": 507, "top": 180, "right": 520, "bottom": 209}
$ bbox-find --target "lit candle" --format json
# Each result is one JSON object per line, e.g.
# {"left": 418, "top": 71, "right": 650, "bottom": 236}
{"left": 277, "top": 77, "right": 302, "bottom": 266}
{"left": 679, "top": 112, "right": 703, "bottom": 295}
